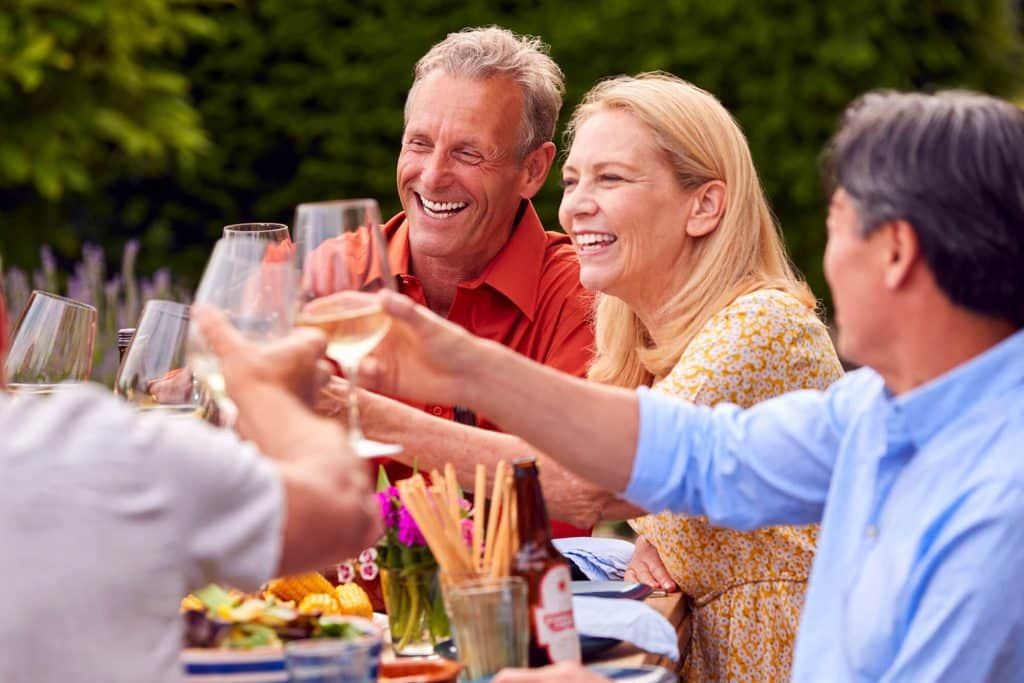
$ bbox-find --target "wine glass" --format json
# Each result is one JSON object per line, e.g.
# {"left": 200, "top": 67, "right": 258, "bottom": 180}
{"left": 223, "top": 222, "right": 291, "bottom": 244}
{"left": 294, "top": 198, "right": 402, "bottom": 457}
{"left": 114, "top": 299, "right": 213, "bottom": 420}
{"left": 5, "top": 291, "right": 97, "bottom": 395}
{"left": 186, "top": 238, "right": 298, "bottom": 424}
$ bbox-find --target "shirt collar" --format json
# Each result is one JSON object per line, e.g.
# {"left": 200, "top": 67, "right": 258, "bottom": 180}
{"left": 383, "top": 200, "right": 549, "bottom": 321}
{"left": 889, "top": 328, "right": 1024, "bottom": 448}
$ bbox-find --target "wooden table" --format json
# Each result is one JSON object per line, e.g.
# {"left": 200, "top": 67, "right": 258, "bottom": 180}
{"left": 591, "top": 592, "right": 691, "bottom": 674}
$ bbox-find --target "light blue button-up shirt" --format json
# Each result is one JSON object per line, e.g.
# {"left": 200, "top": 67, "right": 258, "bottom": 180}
{"left": 626, "top": 329, "right": 1024, "bottom": 681}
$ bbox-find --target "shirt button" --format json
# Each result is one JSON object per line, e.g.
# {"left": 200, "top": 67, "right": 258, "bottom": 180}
{"left": 430, "top": 406, "right": 444, "bottom": 416}
{"left": 865, "top": 525, "right": 878, "bottom": 539}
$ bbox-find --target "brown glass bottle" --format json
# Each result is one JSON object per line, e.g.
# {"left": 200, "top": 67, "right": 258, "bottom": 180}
{"left": 511, "top": 457, "right": 582, "bottom": 667}
{"left": 116, "top": 328, "right": 135, "bottom": 363}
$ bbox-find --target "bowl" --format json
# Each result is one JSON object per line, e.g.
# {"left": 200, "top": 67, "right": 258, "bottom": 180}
{"left": 181, "top": 646, "right": 287, "bottom": 682}
{"left": 378, "top": 660, "right": 461, "bottom": 683}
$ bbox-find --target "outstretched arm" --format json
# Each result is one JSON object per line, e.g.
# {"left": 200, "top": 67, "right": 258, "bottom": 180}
{"left": 362, "top": 291, "right": 640, "bottom": 493}
{"left": 317, "top": 377, "right": 623, "bottom": 529}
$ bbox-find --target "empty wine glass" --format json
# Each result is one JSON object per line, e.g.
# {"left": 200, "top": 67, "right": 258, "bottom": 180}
{"left": 114, "top": 299, "right": 214, "bottom": 420}
{"left": 5, "top": 291, "right": 97, "bottom": 395}
{"left": 294, "top": 198, "right": 402, "bottom": 457}
{"left": 187, "top": 238, "right": 298, "bottom": 424}
{"left": 223, "top": 222, "right": 291, "bottom": 244}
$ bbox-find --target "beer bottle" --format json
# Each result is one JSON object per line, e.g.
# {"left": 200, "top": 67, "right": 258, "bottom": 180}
{"left": 116, "top": 328, "right": 136, "bottom": 363}
{"left": 511, "top": 457, "right": 582, "bottom": 667}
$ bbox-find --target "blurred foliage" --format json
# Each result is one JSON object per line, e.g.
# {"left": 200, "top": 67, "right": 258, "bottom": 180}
{"left": 1, "top": 0, "right": 1022, "bottom": 308}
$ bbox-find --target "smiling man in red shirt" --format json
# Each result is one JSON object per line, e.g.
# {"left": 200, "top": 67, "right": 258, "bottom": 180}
{"left": 316, "top": 27, "right": 596, "bottom": 536}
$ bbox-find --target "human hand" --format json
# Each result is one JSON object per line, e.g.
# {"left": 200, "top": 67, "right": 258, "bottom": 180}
{"left": 493, "top": 662, "right": 610, "bottom": 683}
{"left": 194, "top": 305, "right": 333, "bottom": 407}
{"left": 146, "top": 367, "right": 195, "bottom": 405}
{"left": 623, "top": 536, "right": 678, "bottom": 593}
{"left": 358, "top": 290, "right": 488, "bottom": 407}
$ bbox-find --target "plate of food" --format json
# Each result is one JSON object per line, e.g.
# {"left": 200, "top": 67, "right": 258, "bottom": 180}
{"left": 180, "top": 573, "right": 379, "bottom": 681}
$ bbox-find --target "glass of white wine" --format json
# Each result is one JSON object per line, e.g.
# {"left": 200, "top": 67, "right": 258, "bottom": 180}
{"left": 114, "top": 299, "right": 214, "bottom": 420}
{"left": 223, "top": 222, "right": 291, "bottom": 244}
{"left": 186, "top": 238, "right": 298, "bottom": 424}
{"left": 5, "top": 290, "right": 97, "bottom": 395}
{"left": 294, "top": 198, "right": 401, "bottom": 457}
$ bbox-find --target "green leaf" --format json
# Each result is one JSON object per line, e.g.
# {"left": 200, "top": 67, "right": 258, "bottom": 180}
{"left": 376, "top": 465, "right": 391, "bottom": 493}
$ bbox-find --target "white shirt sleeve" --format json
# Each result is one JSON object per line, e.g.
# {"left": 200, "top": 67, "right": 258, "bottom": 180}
{"left": 130, "top": 409, "right": 285, "bottom": 592}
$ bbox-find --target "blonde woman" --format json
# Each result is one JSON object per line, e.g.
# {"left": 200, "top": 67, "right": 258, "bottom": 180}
{"left": 557, "top": 73, "right": 843, "bottom": 681}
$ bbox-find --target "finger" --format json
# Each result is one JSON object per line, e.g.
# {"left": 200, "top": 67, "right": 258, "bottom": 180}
{"left": 649, "top": 560, "right": 677, "bottom": 592}
{"left": 314, "top": 360, "right": 334, "bottom": 391}
{"left": 628, "top": 560, "right": 657, "bottom": 588}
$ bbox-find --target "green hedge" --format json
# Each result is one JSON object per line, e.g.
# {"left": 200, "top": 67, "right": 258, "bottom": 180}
{"left": 1, "top": 0, "right": 1021, "bottom": 308}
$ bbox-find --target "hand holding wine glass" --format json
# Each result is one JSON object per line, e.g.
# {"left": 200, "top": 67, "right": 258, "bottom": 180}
{"left": 187, "top": 238, "right": 299, "bottom": 425}
{"left": 294, "top": 198, "right": 401, "bottom": 457}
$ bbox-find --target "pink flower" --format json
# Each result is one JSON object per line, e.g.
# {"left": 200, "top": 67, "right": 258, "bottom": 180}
{"left": 359, "top": 547, "right": 378, "bottom": 564}
{"left": 397, "top": 507, "right": 426, "bottom": 546}
{"left": 461, "top": 517, "right": 474, "bottom": 547}
{"left": 377, "top": 487, "right": 400, "bottom": 528}
{"left": 336, "top": 561, "right": 356, "bottom": 584}
{"left": 360, "top": 561, "right": 380, "bottom": 581}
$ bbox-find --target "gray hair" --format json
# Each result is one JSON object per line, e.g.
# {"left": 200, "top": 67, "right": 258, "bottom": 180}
{"left": 405, "top": 26, "right": 565, "bottom": 160}
{"left": 824, "top": 89, "right": 1024, "bottom": 327}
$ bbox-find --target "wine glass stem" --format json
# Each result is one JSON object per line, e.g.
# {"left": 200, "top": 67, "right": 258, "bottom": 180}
{"left": 343, "top": 360, "right": 365, "bottom": 445}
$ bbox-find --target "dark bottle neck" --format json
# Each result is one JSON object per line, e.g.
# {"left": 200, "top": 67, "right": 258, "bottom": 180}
{"left": 514, "top": 459, "right": 553, "bottom": 547}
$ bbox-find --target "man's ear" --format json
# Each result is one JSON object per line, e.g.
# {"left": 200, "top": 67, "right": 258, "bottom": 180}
{"left": 882, "top": 219, "right": 921, "bottom": 291}
{"left": 684, "top": 180, "right": 727, "bottom": 238}
{"left": 520, "top": 141, "right": 557, "bottom": 199}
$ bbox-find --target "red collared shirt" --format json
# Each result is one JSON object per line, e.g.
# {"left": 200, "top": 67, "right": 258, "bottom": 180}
{"left": 381, "top": 201, "right": 594, "bottom": 538}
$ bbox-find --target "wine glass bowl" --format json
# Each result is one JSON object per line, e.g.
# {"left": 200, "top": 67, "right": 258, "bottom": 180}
{"left": 186, "top": 238, "right": 299, "bottom": 423}
{"left": 114, "top": 299, "right": 209, "bottom": 418}
{"left": 294, "top": 198, "right": 401, "bottom": 457}
{"left": 5, "top": 291, "right": 97, "bottom": 393}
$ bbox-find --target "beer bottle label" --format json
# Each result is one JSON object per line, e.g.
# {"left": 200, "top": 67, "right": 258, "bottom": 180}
{"left": 533, "top": 564, "right": 581, "bottom": 663}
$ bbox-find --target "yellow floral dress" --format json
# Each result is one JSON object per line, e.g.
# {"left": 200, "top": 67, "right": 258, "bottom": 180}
{"left": 631, "top": 289, "right": 843, "bottom": 682}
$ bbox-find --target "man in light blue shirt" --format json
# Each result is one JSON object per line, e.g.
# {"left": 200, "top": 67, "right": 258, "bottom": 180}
{"left": 360, "top": 89, "right": 1024, "bottom": 681}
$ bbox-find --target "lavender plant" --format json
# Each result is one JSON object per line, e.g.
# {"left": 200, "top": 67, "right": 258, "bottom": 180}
{"left": 1, "top": 242, "right": 190, "bottom": 386}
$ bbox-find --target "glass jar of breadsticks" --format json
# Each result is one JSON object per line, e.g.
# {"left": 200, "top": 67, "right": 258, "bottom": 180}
{"left": 395, "top": 462, "right": 529, "bottom": 675}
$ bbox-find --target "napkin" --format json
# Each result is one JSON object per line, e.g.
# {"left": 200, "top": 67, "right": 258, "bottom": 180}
{"left": 554, "top": 537, "right": 636, "bottom": 581}
{"left": 572, "top": 596, "right": 679, "bottom": 662}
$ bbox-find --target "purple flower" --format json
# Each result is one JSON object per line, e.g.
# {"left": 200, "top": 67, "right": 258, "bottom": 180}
{"left": 397, "top": 507, "right": 426, "bottom": 547}
{"left": 377, "top": 487, "right": 400, "bottom": 528}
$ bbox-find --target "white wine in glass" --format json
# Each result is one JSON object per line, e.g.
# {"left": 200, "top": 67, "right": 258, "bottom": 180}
{"left": 187, "top": 238, "right": 298, "bottom": 423}
{"left": 5, "top": 290, "right": 97, "bottom": 395}
{"left": 295, "top": 198, "right": 401, "bottom": 457}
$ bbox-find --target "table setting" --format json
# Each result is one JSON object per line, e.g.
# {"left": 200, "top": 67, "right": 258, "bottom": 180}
{"left": 2, "top": 202, "right": 687, "bottom": 683}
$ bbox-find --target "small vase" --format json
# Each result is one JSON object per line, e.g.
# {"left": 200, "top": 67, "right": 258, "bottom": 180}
{"left": 382, "top": 551, "right": 450, "bottom": 656}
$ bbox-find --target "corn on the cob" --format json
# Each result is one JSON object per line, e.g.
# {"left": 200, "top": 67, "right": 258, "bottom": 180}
{"left": 334, "top": 583, "right": 373, "bottom": 619}
{"left": 180, "top": 594, "right": 204, "bottom": 612}
{"left": 298, "top": 592, "right": 341, "bottom": 615}
{"left": 266, "top": 572, "right": 335, "bottom": 603}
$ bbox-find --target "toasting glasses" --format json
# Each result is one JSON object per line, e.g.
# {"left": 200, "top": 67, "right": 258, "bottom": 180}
{"left": 5, "top": 291, "right": 97, "bottom": 394}
{"left": 294, "top": 198, "right": 401, "bottom": 457}
{"left": 114, "top": 299, "right": 213, "bottom": 419}
{"left": 186, "top": 238, "right": 298, "bottom": 423}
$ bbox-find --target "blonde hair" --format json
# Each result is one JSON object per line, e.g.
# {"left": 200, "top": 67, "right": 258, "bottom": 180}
{"left": 407, "top": 26, "right": 565, "bottom": 160}
{"left": 565, "top": 72, "right": 815, "bottom": 388}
